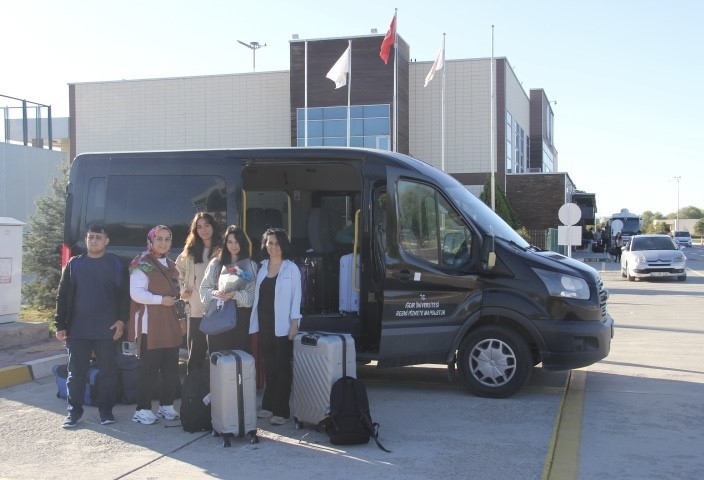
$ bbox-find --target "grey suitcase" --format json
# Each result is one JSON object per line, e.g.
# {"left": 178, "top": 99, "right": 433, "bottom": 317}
{"left": 292, "top": 332, "right": 356, "bottom": 429}
{"left": 339, "top": 254, "right": 360, "bottom": 313}
{"left": 210, "top": 350, "right": 258, "bottom": 446}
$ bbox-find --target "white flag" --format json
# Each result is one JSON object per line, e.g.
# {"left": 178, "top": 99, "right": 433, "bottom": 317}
{"left": 424, "top": 38, "right": 445, "bottom": 87}
{"left": 326, "top": 46, "right": 351, "bottom": 89}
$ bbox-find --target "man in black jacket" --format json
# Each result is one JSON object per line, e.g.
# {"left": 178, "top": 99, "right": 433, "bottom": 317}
{"left": 54, "top": 224, "right": 129, "bottom": 428}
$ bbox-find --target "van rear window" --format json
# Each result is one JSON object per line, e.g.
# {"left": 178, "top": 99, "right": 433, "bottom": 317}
{"left": 103, "top": 175, "right": 226, "bottom": 247}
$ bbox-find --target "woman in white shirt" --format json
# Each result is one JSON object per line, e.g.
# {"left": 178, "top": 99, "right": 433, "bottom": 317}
{"left": 249, "top": 227, "right": 302, "bottom": 426}
{"left": 128, "top": 225, "right": 186, "bottom": 425}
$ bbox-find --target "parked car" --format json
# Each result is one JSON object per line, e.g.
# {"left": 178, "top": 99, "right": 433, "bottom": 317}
{"left": 673, "top": 230, "right": 692, "bottom": 248}
{"left": 621, "top": 234, "right": 687, "bottom": 282}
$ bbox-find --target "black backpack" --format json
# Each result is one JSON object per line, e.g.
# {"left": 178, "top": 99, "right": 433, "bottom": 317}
{"left": 323, "top": 376, "right": 390, "bottom": 452}
{"left": 180, "top": 365, "right": 212, "bottom": 433}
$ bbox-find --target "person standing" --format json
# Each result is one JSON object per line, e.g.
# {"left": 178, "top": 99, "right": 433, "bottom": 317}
{"left": 200, "top": 225, "right": 256, "bottom": 354}
{"left": 54, "top": 224, "right": 129, "bottom": 428}
{"left": 249, "top": 228, "right": 301, "bottom": 426}
{"left": 176, "top": 213, "right": 222, "bottom": 372}
{"left": 614, "top": 232, "right": 623, "bottom": 263}
{"left": 128, "top": 225, "right": 187, "bottom": 425}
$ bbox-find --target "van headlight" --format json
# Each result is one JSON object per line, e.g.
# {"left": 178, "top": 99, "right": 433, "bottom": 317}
{"left": 533, "top": 268, "right": 590, "bottom": 300}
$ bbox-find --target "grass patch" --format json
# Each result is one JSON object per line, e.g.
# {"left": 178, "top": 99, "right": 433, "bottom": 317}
{"left": 20, "top": 305, "right": 55, "bottom": 330}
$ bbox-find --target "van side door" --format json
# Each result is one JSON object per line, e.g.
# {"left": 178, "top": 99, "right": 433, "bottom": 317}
{"left": 379, "top": 171, "right": 482, "bottom": 366}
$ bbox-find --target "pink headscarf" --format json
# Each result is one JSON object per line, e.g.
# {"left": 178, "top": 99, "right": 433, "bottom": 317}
{"left": 147, "top": 225, "right": 172, "bottom": 257}
{"left": 129, "top": 225, "right": 172, "bottom": 273}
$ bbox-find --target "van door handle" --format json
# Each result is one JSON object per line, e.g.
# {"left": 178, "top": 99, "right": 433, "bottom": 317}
{"left": 393, "top": 270, "right": 413, "bottom": 281}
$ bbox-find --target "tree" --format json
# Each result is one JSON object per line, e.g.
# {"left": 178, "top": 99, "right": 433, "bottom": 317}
{"left": 694, "top": 219, "right": 704, "bottom": 244}
{"left": 479, "top": 175, "right": 522, "bottom": 229}
{"left": 679, "top": 206, "right": 703, "bottom": 219}
{"left": 640, "top": 211, "right": 665, "bottom": 234}
{"left": 22, "top": 162, "right": 69, "bottom": 309}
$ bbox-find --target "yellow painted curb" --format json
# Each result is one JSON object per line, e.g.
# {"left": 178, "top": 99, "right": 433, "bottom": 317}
{"left": 542, "top": 369, "right": 586, "bottom": 480}
{"left": 0, "top": 365, "right": 33, "bottom": 388}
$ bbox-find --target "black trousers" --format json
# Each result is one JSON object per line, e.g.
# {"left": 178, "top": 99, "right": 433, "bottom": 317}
{"left": 136, "top": 334, "right": 180, "bottom": 411}
{"left": 259, "top": 333, "right": 293, "bottom": 419}
{"left": 207, "top": 306, "right": 252, "bottom": 355}
{"left": 186, "top": 316, "right": 208, "bottom": 372}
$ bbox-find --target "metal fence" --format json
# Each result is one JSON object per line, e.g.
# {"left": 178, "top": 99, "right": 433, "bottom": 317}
{"left": 1, "top": 94, "right": 53, "bottom": 149}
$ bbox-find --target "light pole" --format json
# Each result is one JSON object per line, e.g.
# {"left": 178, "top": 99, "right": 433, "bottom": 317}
{"left": 237, "top": 41, "right": 267, "bottom": 72}
{"left": 674, "top": 176, "right": 681, "bottom": 231}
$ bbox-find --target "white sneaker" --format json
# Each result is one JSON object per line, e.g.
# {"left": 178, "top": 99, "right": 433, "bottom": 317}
{"left": 257, "top": 409, "right": 273, "bottom": 418}
{"left": 132, "top": 409, "right": 158, "bottom": 425}
{"left": 156, "top": 405, "right": 179, "bottom": 421}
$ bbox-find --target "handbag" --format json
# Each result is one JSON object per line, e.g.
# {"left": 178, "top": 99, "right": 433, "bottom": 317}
{"left": 199, "top": 299, "right": 237, "bottom": 335}
{"left": 174, "top": 299, "right": 189, "bottom": 322}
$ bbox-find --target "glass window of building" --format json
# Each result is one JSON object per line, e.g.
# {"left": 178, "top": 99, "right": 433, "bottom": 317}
{"left": 296, "top": 104, "right": 391, "bottom": 148}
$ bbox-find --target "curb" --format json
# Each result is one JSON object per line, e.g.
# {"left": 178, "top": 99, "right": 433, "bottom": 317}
{"left": 0, "top": 354, "right": 68, "bottom": 389}
{"left": 0, "top": 365, "right": 33, "bottom": 388}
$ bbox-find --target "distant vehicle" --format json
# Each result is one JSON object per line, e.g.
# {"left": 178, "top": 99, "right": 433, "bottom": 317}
{"left": 620, "top": 234, "right": 687, "bottom": 282}
{"left": 673, "top": 230, "right": 692, "bottom": 248}
{"left": 606, "top": 209, "right": 641, "bottom": 246}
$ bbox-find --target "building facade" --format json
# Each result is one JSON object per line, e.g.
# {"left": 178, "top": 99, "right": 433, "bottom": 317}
{"left": 68, "top": 33, "right": 590, "bottom": 231}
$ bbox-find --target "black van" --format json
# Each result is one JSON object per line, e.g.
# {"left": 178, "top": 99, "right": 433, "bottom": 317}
{"left": 63, "top": 148, "right": 613, "bottom": 398}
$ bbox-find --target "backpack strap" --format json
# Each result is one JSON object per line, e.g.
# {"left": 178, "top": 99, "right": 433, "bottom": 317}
{"left": 352, "top": 379, "right": 391, "bottom": 453}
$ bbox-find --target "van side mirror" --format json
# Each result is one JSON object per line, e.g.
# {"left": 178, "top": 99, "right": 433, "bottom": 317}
{"left": 481, "top": 234, "right": 496, "bottom": 271}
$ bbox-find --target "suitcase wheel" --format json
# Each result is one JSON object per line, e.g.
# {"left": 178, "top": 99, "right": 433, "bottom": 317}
{"left": 223, "top": 433, "right": 233, "bottom": 448}
{"left": 294, "top": 418, "right": 301, "bottom": 430}
{"left": 248, "top": 432, "right": 259, "bottom": 444}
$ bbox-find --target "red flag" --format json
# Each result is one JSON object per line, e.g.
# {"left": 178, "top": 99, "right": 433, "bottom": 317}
{"left": 379, "top": 13, "right": 396, "bottom": 64}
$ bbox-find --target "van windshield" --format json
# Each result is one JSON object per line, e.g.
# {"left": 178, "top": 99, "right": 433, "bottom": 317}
{"left": 445, "top": 184, "right": 529, "bottom": 248}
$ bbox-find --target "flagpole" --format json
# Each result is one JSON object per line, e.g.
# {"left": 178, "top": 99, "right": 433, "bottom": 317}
{"left": 441, "top": 33, "right": 446, "bottom": 172}
{"left": 393, "top": 8, "right": 398, "bottom": 152}
{"left": 490, "top": 25, "right": 496, "bottom": 211}
{"left": 304, "top": 40, "right": 308, "bottom": 147}
{"left": 347, "top": 39, "right": 352, "bottom": 147}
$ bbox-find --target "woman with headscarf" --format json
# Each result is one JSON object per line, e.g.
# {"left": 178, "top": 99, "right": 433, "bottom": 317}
{"left": 128, "top": 225, "right": 187, "bottom": 425}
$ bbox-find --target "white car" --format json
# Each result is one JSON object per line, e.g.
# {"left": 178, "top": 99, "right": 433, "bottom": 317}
{"left": 620, "top": 234, "right": 687, "bottom": 282}
{"left": 673, "top": 230, "right": 692, "bottom": 248}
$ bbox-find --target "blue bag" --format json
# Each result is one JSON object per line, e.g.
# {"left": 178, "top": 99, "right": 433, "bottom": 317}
{"left": 199, "top": 299, "right": 237, "bottom": 335}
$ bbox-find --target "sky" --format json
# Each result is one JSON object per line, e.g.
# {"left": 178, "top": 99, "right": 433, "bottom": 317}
{"left": 4, "top": 0, "right": 703, "bottom": 219}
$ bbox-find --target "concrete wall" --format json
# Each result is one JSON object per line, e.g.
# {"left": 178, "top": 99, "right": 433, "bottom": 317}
{"left": 409, "top": 58, "right": 492, "bottom": 178}
{"left": 71, "top": 71, "right": 291, "bottom": 157}
{"left": 0, "top": 143, "right": 63, "bottom": 223}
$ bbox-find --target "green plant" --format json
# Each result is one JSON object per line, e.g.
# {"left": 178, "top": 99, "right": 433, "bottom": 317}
{"left": 22, "top": 161, "right": 69, "bottom": 310}
{"left": 479, "top": 175, "right": 522, "bottom": 229}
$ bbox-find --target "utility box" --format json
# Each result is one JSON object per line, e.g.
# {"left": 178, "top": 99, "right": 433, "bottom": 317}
{"left": 0, "top": 218, "right": 25, "bottom": 324}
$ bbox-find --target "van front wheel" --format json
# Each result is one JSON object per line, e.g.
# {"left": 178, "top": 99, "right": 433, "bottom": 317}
{"left": 457, "top": 326, "right": 531, "bottom": 398}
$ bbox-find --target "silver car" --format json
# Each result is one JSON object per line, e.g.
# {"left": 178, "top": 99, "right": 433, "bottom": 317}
{"left": 673, "top": 230, "right": 692, "bottom": 248}
{"left": 620, "top": 234, "right": 687, "bottom": 282}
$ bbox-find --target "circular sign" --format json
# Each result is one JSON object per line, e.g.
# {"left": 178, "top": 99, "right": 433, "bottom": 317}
{"left": 558, "top": 203, "right": 582, "bottom": 226}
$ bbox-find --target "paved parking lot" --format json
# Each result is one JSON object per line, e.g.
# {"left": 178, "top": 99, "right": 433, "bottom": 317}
{"left": 0, "top": 247, "right": 702, "bottom": 479}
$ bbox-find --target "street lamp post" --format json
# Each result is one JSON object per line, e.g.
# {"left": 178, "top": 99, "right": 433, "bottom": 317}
{"left": 674, "top": 176, "right": 681, "bottom": 231}
{"left": 237, "top": 41, "right": 267, "bottom": 72}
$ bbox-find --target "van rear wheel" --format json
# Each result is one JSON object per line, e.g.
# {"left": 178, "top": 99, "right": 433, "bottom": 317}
{"left": 457, "top": 326, "right": 531, "bottom": 398}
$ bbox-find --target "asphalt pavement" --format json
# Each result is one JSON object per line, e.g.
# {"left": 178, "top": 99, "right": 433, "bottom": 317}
{"left": 0, "top": 246, "right": 702, "bottom": 479}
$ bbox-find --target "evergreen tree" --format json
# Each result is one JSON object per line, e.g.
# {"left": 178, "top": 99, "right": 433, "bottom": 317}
{"left": 694, "top": 218, "right": 704, "bottom": 243}
{"left": 22, "top": 162, "right": 69, "bottom": 309}
{"left": 479, "top": 175, "right": 522, "bottom": 229}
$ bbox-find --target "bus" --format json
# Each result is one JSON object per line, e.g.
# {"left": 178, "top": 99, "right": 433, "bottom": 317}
{"left": 606, "top": 208, "right": 641, "bottom": 245}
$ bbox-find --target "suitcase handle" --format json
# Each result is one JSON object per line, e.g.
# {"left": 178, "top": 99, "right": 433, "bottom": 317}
{"left": 301, "top": 333, "right": 320, "bottom": 346}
